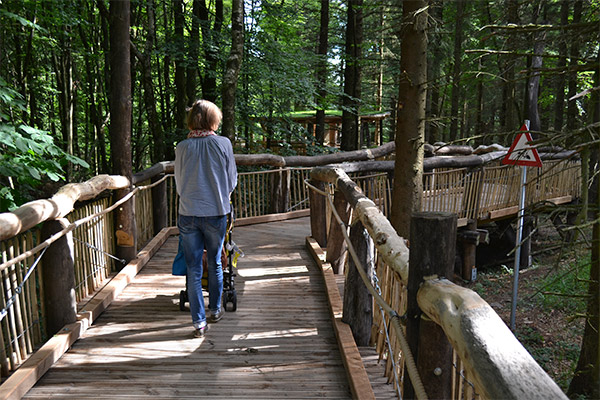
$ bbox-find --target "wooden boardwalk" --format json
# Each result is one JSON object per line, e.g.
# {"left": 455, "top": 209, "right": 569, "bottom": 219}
{"left": 21, "top": 217, "right": 393, "bottom": 399}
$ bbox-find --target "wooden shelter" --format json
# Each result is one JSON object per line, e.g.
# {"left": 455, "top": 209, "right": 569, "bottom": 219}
{"left": 290, "top": 111, "right": 390, "bottom": 148}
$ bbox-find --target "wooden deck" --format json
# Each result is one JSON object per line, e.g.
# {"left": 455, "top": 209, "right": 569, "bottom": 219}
{"left": 20, "top": 217, "right": 394, "bottom": 399}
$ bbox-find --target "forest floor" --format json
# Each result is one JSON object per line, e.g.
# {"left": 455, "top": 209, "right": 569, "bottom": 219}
{"left": 462, "top": 214, "right": 590, "bottom": 397}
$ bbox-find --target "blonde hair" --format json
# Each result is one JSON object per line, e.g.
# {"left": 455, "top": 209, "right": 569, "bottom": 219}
{"left": 186, "top": 100, "right": 223, "bottom": 131}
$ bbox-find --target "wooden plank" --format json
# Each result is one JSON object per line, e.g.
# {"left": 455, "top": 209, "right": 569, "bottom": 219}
{"left": 19, "top": 218, "right": 352, "bottom": 400}
{"left": 234, "top": 209, "right": 310, "bottom": 226}
{"left": 306, "top": 236, "right": 376, "bottom": 400}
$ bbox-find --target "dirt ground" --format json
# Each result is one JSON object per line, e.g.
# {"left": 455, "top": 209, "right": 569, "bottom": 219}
{"left": 462, "top": 217, "right": 588, "bottom": 395}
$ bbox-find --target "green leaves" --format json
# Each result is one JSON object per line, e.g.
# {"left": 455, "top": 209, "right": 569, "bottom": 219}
{"left": 0, "top": 123, "right": 89, "bottom": 212}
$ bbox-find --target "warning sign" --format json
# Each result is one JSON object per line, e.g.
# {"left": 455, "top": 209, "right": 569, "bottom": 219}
{"left": 502, "top": 123, "right": 543, "bottom": 167}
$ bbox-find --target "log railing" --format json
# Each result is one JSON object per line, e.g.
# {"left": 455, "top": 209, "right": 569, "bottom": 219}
{"left": 307, "top": 165, "right": 569, "bottom": 400}
{"left": 0, "top": 142, "right": 580, "bottom": 388}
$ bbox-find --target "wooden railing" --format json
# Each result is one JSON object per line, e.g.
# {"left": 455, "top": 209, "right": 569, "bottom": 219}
{"left": 0, "top": 142, "right": 580, "bottom": 395}
{"left": 307, "top": 165, "right": 569, "bottom": 400}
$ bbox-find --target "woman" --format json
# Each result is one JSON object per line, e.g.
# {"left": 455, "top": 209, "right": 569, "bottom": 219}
{"left": 175, "top": 99, "right": 237, "bottom": 338}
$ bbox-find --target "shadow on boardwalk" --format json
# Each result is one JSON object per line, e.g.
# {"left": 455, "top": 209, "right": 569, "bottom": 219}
{"left": 23, "top": 218, "right": 353, "bottom": 399}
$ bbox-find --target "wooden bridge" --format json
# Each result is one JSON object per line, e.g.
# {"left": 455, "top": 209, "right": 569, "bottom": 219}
{"left": 17, "top": 217, "right": 395, "bottom": 399}
{"left": 0, "top": 143, "right": 578, "bottom": 399}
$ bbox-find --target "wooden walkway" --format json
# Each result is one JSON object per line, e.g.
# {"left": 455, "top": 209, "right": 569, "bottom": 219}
{"left": 21, "top": 218, "right": 394, "bottom": 399}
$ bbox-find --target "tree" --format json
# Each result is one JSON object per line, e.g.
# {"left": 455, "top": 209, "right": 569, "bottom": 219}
{"left": 315, "top": 0, "right": 329, "bottom": 146}
{"left": 341, "top": 0, "right": 363, "bottom": 151}
{"left": 109, "top": 0, "right": 136, "bottom": 264}
{"left": 221, "top": 0, "right": 244, "bottom": 141}
{"left": 390, "top": 0, "right": 428, "bottom": 240}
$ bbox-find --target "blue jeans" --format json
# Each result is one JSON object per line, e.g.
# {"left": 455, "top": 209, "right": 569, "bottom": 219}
{"left": 177, "top": 214, "right": 226, "bottom": 329}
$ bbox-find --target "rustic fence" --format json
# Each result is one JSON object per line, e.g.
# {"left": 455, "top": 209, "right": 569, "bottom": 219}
{"left": 0, "top": 141, "right": 581, "bottom": 396}
{"left": 307, "top": 165, "right": 569, "bottom": 400}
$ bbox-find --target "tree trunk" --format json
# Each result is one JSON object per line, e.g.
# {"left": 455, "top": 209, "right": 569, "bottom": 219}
{"left": 553, "top": 1, "right": 569, "bottom": 131}
{"left": 526, "top": 33, "right": 546, "bottom": 133}
{"left": 341, "top": 0, "right": 363, "bottom": 151}
{"left": 199, "top": 0, "right": 223, "bottom": 103}
{"left": 174, "top": 0, "right": 187, "bottom": 135}
{"left": 449, "top": 0, "right": 465, "bottom": 142}
{"left": 139, "top": 0, "right": 163, "bottom": 164}
{"left": 426, "top": 1, "right": 443, "bottom": 144}
{"left": 390, "top": 0, "right": 428, "bottom": 239}
{"left": 568, "top": 46, "right": 600, "bottom": 400}
{"left": 501, "top": 0, "right": 520, "bottom": 138}
{"left": 315, "top": 0, "right": 329, "bottom": 146}
{"left": 566, "top": 0, "right": 582, "bottom": 130}
{"left": 109, "top": 0, "right": 136, "bottom": 264}
{"left": 221, "top": 0, "right": 244, "bottom": 142}
{"left": 187, "top": 0, "right": 201, "bottom": 107}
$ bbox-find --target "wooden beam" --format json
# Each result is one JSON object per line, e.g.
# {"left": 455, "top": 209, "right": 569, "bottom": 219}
{"left": 0, "top": 175, "right": 130, "bottom": 242}
{"left": 306, "top": 237, "right": 376, "bottom": 400}
{"left": 234, "top": 209, "right": 310, "bottom": 227}
{"left": 418, "top": 278, "right": 568, "bottom": 400}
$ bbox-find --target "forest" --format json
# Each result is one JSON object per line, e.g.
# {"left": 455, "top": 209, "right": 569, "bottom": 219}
{"left": 0, "top": 0, "right": 599, "bottom": 397}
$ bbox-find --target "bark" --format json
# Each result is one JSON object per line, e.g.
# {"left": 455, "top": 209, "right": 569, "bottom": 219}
{"left": 136, "top": 0, "right": 163, "bottom": 164}
{"left": 199, "top": 0, "right": 223, "bottom": 102}
{"left": 526, "top": 33, "right": 546, "bottom": 133}
{"left": 221, "top": 0, "right": 244, "bottom": 141}
{"left": 553, "top": 1, "right": 569, "bottom": 131}
{"left": 501, "top": 0, "right": 520, "bottom": 136}
{"left": 315, "top": 0, "right": 329, "bottom": 146}
{"left": 174, "top": 0, "right": 187, "bottom": 134}
{"left": 341, "top": 0, "right": 363, "bottom": 151}
{"left": 449, "top": 0, "right": 465, "bottom": 142}
{"left": 426, "top": 1, "right": 443, "bottom": 144}
{"left": 391, "top": 0, "right": 428, "bottom": 239}
{"left": 109, "top": 0, "right": 136, "bottom": 264}
{"left": 187, "top": 0, "right": 201, "bottom": 106}
{"left": 568, "top": 45, "right": 600, "bottom": 400}
{"left": 566, "top": 0, "right": 582, "bottom": 130}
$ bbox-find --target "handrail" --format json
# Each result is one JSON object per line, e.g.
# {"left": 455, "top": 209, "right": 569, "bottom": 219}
{"left": 308, "top": 165, "right": 568, "bottom": 400}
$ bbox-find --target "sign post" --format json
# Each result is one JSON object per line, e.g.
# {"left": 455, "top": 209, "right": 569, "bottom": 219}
{"left": 502, "top": 120, "right": 542, "bottom": 331}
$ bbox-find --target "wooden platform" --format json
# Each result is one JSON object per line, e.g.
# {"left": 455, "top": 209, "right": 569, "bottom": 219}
{"left": 20, "top": 217, "right": 394, "bottom": 399}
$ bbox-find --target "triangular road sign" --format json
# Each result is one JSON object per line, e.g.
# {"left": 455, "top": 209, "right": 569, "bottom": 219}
{"left": 502, "top": 124, "right": 543, "bottom": 167}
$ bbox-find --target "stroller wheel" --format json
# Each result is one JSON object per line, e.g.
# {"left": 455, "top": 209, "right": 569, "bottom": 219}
{"left": 179, "top": 290, "right": 188, "bottom": 311}
{"left": 224, "top": 289, "right": 237, "bottom": 312}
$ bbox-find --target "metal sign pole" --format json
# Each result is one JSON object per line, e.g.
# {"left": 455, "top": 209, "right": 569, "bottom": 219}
{"left": 509, "top": 119, "right": 530, "bottom": 332}
{"left": 510, "top": 164, "right": 527, "bottom": 331}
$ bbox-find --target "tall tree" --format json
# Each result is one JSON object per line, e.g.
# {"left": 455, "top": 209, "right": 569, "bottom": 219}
{"left": 391, "top": 0, "right": 428, "bottom": 239}
{"left": 568, "top": 48, "right": 600, "bottom": 400}
{"left": 174, "top": 0, "right": 187, "bottom": 134}
{"left": 449, "top": 0, "right": 465, "bottom": 142}
{"left": 199, "top": 0, "right": 223, "bottom": 102}
{"left": 341, "top": 0, "right": 363, "bottom": 151}
{"left": 221, "top": 0, "right": 244, "bottom": 141}
{"left": 315, "top": 0, "right": 329, "bottom": 146}
{"left": 109, "top": 0, "right": 136, "bottom": 263}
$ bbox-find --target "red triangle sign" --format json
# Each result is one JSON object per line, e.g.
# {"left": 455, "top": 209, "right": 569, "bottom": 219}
{"left": 502, "top": 124, "right": 543, "bottom": 167}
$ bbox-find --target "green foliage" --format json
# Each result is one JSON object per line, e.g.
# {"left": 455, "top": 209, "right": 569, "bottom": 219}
{"left": 0, "top": 76, "right": 89, "bottom": 212}
{"left": 534, "top": 256, "right": 591, "bottom": 315}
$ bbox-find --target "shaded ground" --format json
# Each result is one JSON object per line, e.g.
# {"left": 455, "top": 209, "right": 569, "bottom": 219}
{"left": 463, "top": 215, "right": 589, "bottom": 395}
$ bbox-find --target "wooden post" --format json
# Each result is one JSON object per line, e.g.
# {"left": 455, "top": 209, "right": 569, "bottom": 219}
{"left": 461, "top": 219, "right": 477, "bottom": 281}
{"left": 114, "top": 188, "right": 137, "bottom": 265}
{"left": 404, "top": 212, "right": 456, "bottom": 399}
{"left": 342, "top": 220, "right": 373, "bottom": 346}
{"left": 269, "top": 169, "right": 284, "bottom": 214}
{"left": 151, "top": 173, "right": 168, "bottom": 235}
{"left": 308, "top": 179, "right": 327, "bottom": 247}
{"left": 326, "top": 190, "right": 352, "bottom": 274}
{"left": 41, "top": 218, "right": 77, "bottom": 337}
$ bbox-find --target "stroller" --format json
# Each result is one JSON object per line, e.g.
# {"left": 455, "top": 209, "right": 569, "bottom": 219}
{"left": 174, "top": 213, "right": 243, "bottom": 312}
